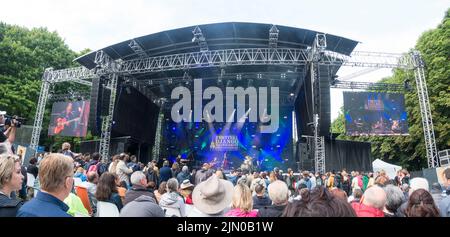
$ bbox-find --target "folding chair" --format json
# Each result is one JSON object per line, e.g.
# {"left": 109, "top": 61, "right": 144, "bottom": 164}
{"left": 74, "top": 186, "right": 93, "bottom": 215}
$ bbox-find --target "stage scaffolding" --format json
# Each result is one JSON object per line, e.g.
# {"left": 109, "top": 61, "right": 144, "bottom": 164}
{"left": 30, "top": 33, "right": 438, "bottom": 169}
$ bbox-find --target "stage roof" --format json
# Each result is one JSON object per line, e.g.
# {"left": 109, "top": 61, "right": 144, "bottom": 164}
{"left": 75, "top": 22, "right": 359, "bottom": 69}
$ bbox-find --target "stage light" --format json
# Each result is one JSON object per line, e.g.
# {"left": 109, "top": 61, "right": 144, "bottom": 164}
{"left": 290, "top": 93, "right": 294, "bottom": 96}
{"left": 276, "top": 134, "right": 280, "bottom": 137}
{"left": 252, "top": 145, "right": 257, "bottom": 148}
{"left": 284, "top": 116, "right": 288, "bottom": 119}
{"left": 276, "top": 145, "right": 281, "bottom": 148}
{"left": 172, "top": 127, "right": 176, "bottom": 131}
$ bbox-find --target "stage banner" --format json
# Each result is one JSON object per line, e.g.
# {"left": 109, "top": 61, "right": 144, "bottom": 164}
{"left": 210, "top": 135, "right": 239, "bottom": 151}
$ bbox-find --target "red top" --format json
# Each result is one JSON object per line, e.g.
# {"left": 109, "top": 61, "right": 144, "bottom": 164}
{"left": 351, "top": 202, "right": 384, "bottom": 217}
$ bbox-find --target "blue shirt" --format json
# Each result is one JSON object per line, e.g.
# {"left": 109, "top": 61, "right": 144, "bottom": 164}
{"left": 17, "top": 191, "right": 71, "bottom": 217}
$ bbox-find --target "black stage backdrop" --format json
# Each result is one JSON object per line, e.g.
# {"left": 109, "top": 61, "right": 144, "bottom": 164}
{"left": 112, "top": 86, "right": 159, "bottom": 144}
{"left": 325, "top": 139, "right": 372, "bottom": 172}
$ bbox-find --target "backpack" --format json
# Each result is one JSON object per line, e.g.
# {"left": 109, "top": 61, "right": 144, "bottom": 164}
{"left": 88, "top": 162, "right": 99, "bottom": 174}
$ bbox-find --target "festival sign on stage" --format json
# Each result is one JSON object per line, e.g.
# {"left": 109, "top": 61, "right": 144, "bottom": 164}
{"left": 210, "top": 135, "right": 239, "bottom": 151}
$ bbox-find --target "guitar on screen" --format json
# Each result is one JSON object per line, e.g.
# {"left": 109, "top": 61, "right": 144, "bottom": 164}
{"left": 53, "top": 117, "right": 80, "bottom": 134}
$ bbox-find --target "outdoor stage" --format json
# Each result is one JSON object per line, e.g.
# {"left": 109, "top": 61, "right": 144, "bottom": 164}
{"left": 32, "top": 22, "right": 438, "bottom": 173}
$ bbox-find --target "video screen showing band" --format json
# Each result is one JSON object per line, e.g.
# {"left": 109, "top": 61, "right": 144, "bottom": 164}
{"left": 343, "top": 92, "right": 408, "bottom": 136}
{"left": 48, "top": 101, "right": 90, "bottom": 137}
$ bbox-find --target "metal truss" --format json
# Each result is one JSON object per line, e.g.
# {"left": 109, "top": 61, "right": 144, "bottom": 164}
{"left": 99, "top": 74, "right": 118, "bottom": 162}
{"left": 30, "top": 44, "right": 437, "bottom": 168}
{"left": 29, "top": 69, "right": 52, "bottom": 150}
{"left": 411, "top": 51, "right": 438, "bottom": 167}
{"left": 330, "top": 80, "right": 405, "bottom": 92}
{"left": 151, "top": 107, "right": 165, "bottom": 163}
{"left": 269, "top": 25, "right": 279, "bottom": 48}
{"left": 192, "top": 26, "right": 208, "bottom": 52}
{"left": 313, "top": 114, "right": 325, "bottom": 174}
{"left": 45, "top": 66, "right": 96, "bottom": 84}
{"left": 129, "top": 39, "right": 148, "bottom": 58}
{"left": 48, "top": 91, "right": 91, "bottom": 101}
{"left": 310, "top": 34, "right": 327, "bottom": 173}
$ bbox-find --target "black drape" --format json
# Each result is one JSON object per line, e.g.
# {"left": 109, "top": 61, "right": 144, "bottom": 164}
{"left": 325, "top": 139, "right": 372, "bottom": 172}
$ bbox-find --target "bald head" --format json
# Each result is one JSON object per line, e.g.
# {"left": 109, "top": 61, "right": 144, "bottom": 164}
{"left": 362, "top": 186, "right": 387, "bottom": 210}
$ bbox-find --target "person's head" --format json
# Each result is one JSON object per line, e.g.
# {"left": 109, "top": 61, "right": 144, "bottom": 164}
{"left": 352, "top": 188, "right": 363, "bottom": 200}
{"left": 130, "top": 155, "right": 137, "bottom": 163}
{"left": 409, "top": 177, "right": 429, "bottom": 195}
{"left": 0, "top": 155, "right": 24, "bottom": 195}
{"left": 268, "top": 180, "right": 289, "bottom": 205}
{"left": 192, "top": 175, "right": 234, "bottom": 215}
{"left": 166, "top": 178, "right": 179, "bottom": 193}
{"left": 0, "top": 143, "right": 9, "bottom": 155}
{"left": 375, "top": 175, "right": 389, "bottom": 187}
{"left": 182, "top": 165, "right": 189, "bottom": 173}
{"left": 87, "top": 171, "right": 99, "bottom": 184}
{"left": 362, "top": 186, "right": 387, "bottom": 210}
{"left": 285, "top": 186, "right": 356, "bottom": 217}
{"left": 255, "top": 183, "right": 265, "bottom": 196}
{"left": 231, "top": 183, "right": 253, "bottom": 212}
{"left": 158, "top": 181, "right": 167, "bottom": 195}
{"left": 215, "top": 170, "right": 225, "bottom": 179}
{"left": 65, "top": 102, "right": 73, "bottom": 113}
{"left": 92, "top": 152, "right": 100, "bottom": 161}
{"left": 443, "top": 168, "right": 450, "bottom": 187}
{"left": 76, "top": 167, "right": 84, "bottom": 174}
{"left": 163, "top": 160, "right": 169, "bottom": 167}
{"left": 62, "top": 142, "right": 71, "bottom": 151}
{"left": 383, "top": 184, "right": 404, "bottom": 214}
{"left": 130, "top": 171, "right": 147, "bottom": 187}
{"left": 38, "top": 153, "right": 74, "bottom": 200}
{"left": 171, "top": 162, "right": 179, "bottom": 170}
{"left": 29, "top": 157, "right": 38, "bottom": 165}
{"left": 405, "top": 189, "right": 440, "bottom": 217}
{"left": 401, "top": 169, "right": 409, "bottom": 176}
{"left": 96, "top": 172, "right": 118, "bottom": 201}
{"left": 330, "top": 188, "right": 347, "bottom": 201}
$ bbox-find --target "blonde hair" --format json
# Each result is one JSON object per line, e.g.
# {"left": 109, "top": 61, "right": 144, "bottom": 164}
{"left": 0, "top": 155, "right": 20, "bottom": 189}
{"left": 39, "top": 153, "right": 73, "bottom": 192}
{"left": 231, "top": 183, "right": 253, "bottom": 212}
{"left": 62, "top": 142, "right": 71, "bottom": 150}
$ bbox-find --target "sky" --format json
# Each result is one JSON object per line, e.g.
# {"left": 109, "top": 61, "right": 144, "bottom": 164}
{"left": 1, "top": 0, "right": 448, "bottom": 121}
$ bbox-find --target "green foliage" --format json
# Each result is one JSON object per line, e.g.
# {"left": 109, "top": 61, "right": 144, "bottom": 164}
{"left": 0, "top": 22, "right": 92, "bottom": 151}
{"left": 331, "top": 9, "right": 450, "bottom": 170}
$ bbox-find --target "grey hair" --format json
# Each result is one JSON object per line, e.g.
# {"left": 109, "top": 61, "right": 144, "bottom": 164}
{"left": 130, "top": 171, "right": 146, "bottom": 186}
{"left": 383, "top": 184, "right": 405, "bottom": 213}
{"left": 363, "top": 186, "right": 387, "bottom": 210}
{"left": 0, "top": 143, "right": 8, "bottom": 155}
{"left": 268, "top": 180, "right": 289, "bottom": 205}
{"left": 166, "top": 178, "right": 179, "bottom": 192}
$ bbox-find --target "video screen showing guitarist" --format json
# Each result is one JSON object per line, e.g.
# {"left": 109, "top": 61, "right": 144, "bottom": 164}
{"left": 48, "top": 101, "right": 90, "bottom": 137}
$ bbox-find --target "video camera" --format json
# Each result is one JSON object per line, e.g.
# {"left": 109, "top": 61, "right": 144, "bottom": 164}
{"left": 2, "top": 113, "right": 25, "bottom": 128}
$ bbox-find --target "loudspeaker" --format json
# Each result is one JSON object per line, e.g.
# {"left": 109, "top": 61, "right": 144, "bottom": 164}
{"left": 89, "top": 77, "right": 102, "bottom": 135}
{"left": 100, "top": 84, "right": 111, "bottom": 116}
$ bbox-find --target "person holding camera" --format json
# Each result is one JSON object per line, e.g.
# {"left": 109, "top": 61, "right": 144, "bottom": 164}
{"left": 0, "top": 111, "right": 17, "bottom": 155}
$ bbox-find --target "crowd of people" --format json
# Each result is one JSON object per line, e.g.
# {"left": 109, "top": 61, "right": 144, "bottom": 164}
{"left": 0, "top": 141, "right": 449, "bottom": 217}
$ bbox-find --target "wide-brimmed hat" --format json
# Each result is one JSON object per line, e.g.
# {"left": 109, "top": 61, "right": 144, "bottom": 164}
{"left": 192, "top": 175, "right": 233, "bottom": 214}
{"left": 180, "top": 179, "right": 194, "bottom": 190}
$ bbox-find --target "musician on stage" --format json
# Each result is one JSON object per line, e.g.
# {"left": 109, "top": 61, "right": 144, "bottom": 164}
{"left": 53, "top": 102, "right": 82, "bottom": 135}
